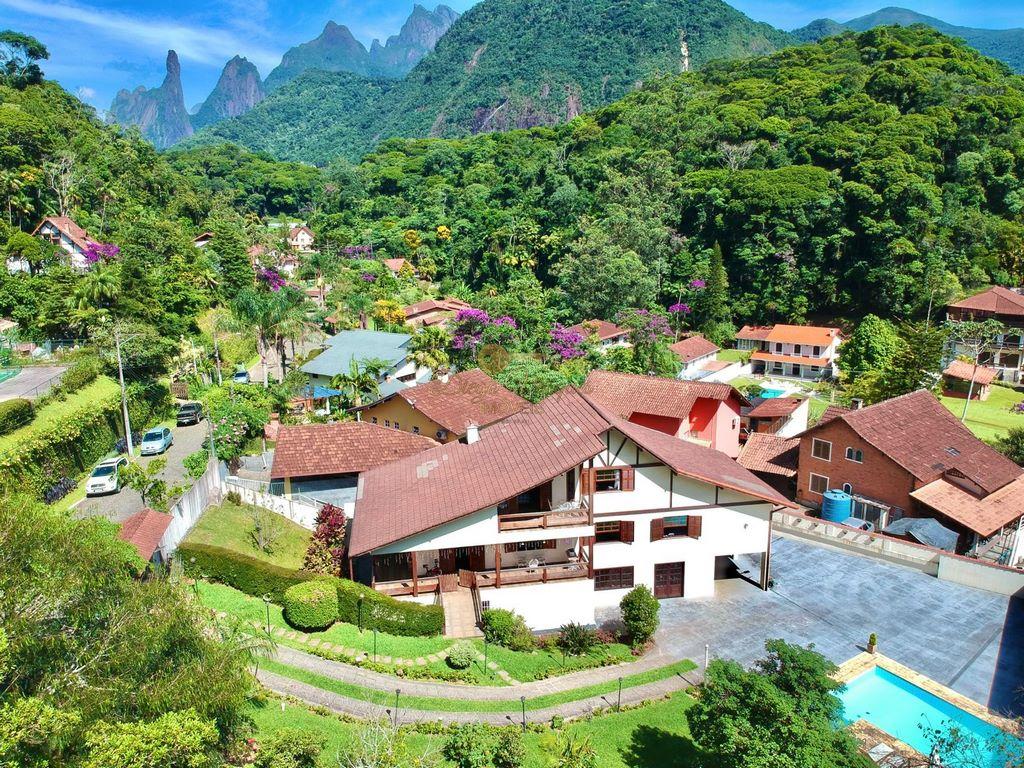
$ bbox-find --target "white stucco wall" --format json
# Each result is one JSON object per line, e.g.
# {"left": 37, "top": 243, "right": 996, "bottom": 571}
{"left": 481, "top": 579, "right": 598, "bottom": 629}
{"left": 775, "top": 398, "right": 810, "bottom": 438}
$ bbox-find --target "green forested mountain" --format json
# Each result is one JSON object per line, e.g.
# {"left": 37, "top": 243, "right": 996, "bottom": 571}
{"left": 290, "top": 26, "right": 1024, "bottom": 325}
{"left": 187, "top": 0, "right": 795, "bottom": 163}
{"left": 792, "top": 7, "right": 1024, "bottom": 72}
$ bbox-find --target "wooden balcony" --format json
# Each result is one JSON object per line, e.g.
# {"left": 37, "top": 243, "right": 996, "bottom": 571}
{"left": 375, "top": 575, "right": 441, "bottom": 597}
{"left": 472, "top": 560, "right": 591, "bottom": 588}
{"left": 498, "top": 501, "right": 591, "bottom": 532}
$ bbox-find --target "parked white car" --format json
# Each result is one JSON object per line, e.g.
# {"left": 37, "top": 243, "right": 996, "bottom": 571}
{"left": 140, "top": 427, "right": 173, "bottom": 456}
{"left": 86, "top": 457, "right": 128, "bottom": 496}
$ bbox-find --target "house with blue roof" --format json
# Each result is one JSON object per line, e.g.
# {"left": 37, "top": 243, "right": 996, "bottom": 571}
{"left": 300, "top": 330, "right": 431, "bottom": 395}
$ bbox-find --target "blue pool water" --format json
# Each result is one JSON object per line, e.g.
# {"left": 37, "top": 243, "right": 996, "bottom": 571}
{"left": 759, "top": 387, "right": 787, "bottom": 398}
{"left": 840, "top": 667, "right": 1020, "bottom": 766}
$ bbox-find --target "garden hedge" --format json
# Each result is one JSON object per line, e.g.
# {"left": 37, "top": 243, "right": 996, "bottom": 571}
{"left": 283, "top": 580, "right": 339, "bottom": 631}
{"left": 180, "top": 542, "right": 445, "bottom": 637}
{"left": 0, "top": 398, "right": 32, "bottom": 436}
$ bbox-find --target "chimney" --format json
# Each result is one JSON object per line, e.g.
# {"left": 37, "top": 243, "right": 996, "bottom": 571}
{"left": 465, "top": 423, "right": 480, "bottom": 444}
{"left": 851, "top": 398, "right": 864, "bottom": 410}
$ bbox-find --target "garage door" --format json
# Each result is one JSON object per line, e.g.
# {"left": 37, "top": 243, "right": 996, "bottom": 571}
{"left": 653, "top": 562, "right": 684, "bottom": 599}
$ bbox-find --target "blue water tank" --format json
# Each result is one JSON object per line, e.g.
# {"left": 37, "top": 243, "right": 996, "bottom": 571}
{"left": 821, "top": 490, "right": 853, "bottom": 523}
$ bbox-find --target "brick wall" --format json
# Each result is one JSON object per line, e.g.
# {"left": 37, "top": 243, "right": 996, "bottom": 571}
{"left": 796, "top": 419, "right": 916, "bottom": 512}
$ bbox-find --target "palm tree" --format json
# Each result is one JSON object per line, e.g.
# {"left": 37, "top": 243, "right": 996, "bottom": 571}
{"left": 331, "top": 358, "right": 385, "bottom": 407}
{"left": 66, "top": 264, "right": 120, "bottom": 332}
{"left": 408, "top": 325, "right": 452, "bottom": 375}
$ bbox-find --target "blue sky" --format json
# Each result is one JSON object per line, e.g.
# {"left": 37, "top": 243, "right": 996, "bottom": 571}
{"left": 0, "top": 0, "right": 1021, "bottom": 112}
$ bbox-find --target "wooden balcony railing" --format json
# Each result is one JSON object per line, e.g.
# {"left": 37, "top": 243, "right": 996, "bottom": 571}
{"left": 498, "top": 501, "right": 591, "bottom": 532}
{"left": 374, "top": 576, "right": 440, "bottom": 597}
{"left": 472, "top": 561, "right": 591, "bottom": 589}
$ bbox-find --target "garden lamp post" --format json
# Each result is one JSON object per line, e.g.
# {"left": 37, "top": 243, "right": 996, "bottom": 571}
{"left": 617, "top": 676, "right": 623, "bottom": 711}
{"left": 357, "top": 594, "right": 363, "bottom": 632}
{"left": 520, "top": 695, "right": 527, "bottom": 733}
{"left": 373, "top": 628, "right": 378, "bottom": 662}
{"left": 262, "top": 594, "right": 272, "bottom": 635}
{"left": 394, "top": 689, "right": 401, "bottom": 727}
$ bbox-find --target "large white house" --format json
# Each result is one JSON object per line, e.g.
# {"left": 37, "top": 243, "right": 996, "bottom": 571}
{"left": 348, "top": 388, "right": 794, "bottom": 630}
{"left": 736, "top": 324, "right": 842, "bottom": 379}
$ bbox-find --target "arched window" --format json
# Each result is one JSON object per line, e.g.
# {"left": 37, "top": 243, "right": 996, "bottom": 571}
{"left": 845, "top": 447, "right": 863, "bottom": 463}
{"left": 842, "top": 483, "right": 853, "bottom": 495}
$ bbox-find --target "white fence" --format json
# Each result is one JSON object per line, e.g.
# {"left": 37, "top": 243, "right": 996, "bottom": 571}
{"left": 223, "top": 475, "right": 321, "bottom": 530}
{"left": 162, "top": 456, "right": 225, "bottom": 557}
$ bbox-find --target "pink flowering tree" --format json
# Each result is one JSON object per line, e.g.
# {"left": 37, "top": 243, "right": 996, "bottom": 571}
{"left": 83, "top": 240, "right": 120, "bottom": 266}
{"left": 669, "top": 278, "right": 705, "bottom": 336}
{"left": 451, "top": 308, "right": 517, "bottom": 368}
{"left": 548, "top": 323, "right": 586, "bottom": 362}
{"left": 614, "top": 308, "right": 676, "bottom": 376}
{"left": 256, "top": 266, "right": 287, "bottom": 292}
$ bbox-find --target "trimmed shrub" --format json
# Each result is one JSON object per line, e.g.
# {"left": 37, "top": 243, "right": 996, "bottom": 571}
{"left": 178, "top": 542, "right": 309, "bottom": 603}
{"left": 442, "top": 724, "right": 495, "bottom": 768}
{"left": 0, "top": 398, "right": 32, "bottom": 435}
{"left": 559, "top": 622, "right": 599, "bottom": 656}
{"left": 620, "top": 585, "right": 660, "bottom": 647}
{"left": 255, "top": 727, "right": 324, "bottom": 768}
{"left": 493, "top": 729, "right": 527, "bottom": 768}
{"left": 481, "top": 608, "right": 534, "bottom": 651}
{"left": 446, "top": 640, "right": 476, "bottom": 670}
{"left": 183, "top": 449, "right": 209, "bottom": 480}
{"left": 283, "top": 580, "right": 338, "bottom": 631}
{"left": 57, "top": 358, "right": 99, "bottom": 395}
{"left": 336, "top": 579, "right": 444, "bottom": 637}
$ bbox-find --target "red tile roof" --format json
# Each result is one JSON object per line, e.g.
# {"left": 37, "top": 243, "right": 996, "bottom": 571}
{"left": 395, "top": 369, "right": 528, "bottom": 436}
{"left": 817, "top": 404, "right": 851, "bottom": 424}
{"left": 288, "top": 225, "right": 314, "bottom": 239}
{"left": 383, "top": 258, "right": 410, "bottom": 273}
{"left": 948, "top": 286, "right": 1024, "bottom": 318}
{"left": 747, "top": 397, "right": 804, "bottom": 419}
{"left": 567, "top": 319, "right": 629, "bottom": 342}
{"left": 943, "top": 360, "right": 997, "bottom": 386}
{"left": 403, "top": 297, "right": 472, "bottom": 319}
{"left": 33, "top": 216, "right": 90, "bottom": 251}
{"left": 699, "top": 360, "right": 734, "bottom": 373}
{"left": 350, "top": 387, "right": 790, "bottom": 555}
{"left": 809, "top": 390, "right": 1022, "bottom": 495}
{"left": 581, "top": 369, "right": 747, "bottom": 421}
{"left": 911, "top": 476, "right": 1024, "bottom": 537}
{"left": 736, "top": 325, "right": 773, "bottom": 341}
{"left": 669, "top": 334, "right": 720, "bottom": 363}
{"left": 738, "top": 433, "right": 800, "bottom": 478}
{"left": 118, "top": 508, "right": 173, "bottom": 561}
{"left": 271, "top": 422, "right": 437, "bottom": 480}
{"left": 765, "top": 324, "right": 841, "bottom": 347}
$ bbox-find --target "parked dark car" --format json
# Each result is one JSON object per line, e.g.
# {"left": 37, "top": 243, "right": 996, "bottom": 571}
{"left": 177, "top": 402, "right": 204, "bottom": 426}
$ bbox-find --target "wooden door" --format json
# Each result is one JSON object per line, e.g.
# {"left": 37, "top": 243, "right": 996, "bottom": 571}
{"left": 468, "top": 546, "right": 486, "bottom": 571}
{"left": 653, "top": 562, "right": 684, "bottom": 599}
{"left": 438, "top": 549, "right": 457, "bottom": 574}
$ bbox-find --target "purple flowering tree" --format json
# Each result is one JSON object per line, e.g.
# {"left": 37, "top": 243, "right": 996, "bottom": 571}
{"left": 451, "top": 308, "right": 518, "bottom": 367}
{"left": 549, "top": 323, "right": 586, "bottom": 361}
{"left": 668, "top": 278, "right": 706, "bottom": 336}
{"left": 614, "top": 308, "right": 675, "bottom": 375}
{"left": 83, "top": 240, "right": 120, "bottom": 266}
{"left": 256, "top": 266, "right": 286, "bottom": 292}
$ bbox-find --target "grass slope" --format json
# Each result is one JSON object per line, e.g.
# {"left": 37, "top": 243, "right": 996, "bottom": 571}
{"left": 940, "top": 385, "right": 1024, "bottom": 443}
{"left": 0, "top": 376, "right": 119, "bottom": 453}
{"left": 185, "top": 502, "right": 311, "bottom": 569}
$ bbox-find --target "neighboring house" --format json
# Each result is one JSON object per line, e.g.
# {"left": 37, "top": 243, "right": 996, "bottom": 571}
{"left": 566, "top": 320, "right": 631, "bottom": 351}
{"left": 300, "top": 330, "right": 431, "bottom": 395}
{"left": 737, "top": 324, "right": 842, "bottom": 379}
{"left": 383, "top": 258, "right": 413, "bottom": 276}
{"left": 670, "top": 334, "right": 720, "bottom": 377}
{"left": 741, "top": 397, "right": 810, "bottom": 440}
{"left": 347, "top": 387, "right": 793, "bottom": 629}
{"left": 795, "top": 389, "right": 1024, "bottom": 558}
{"left": 737, "top": 433, "right": 799, "bottom": 498}
{"left": 287, "top": 226, "right": 315, "bottom": 252}
{"left": 30, "top": 216, "right": 91, "bottom": 270}
{"left": 270, "top": 422, "right": 436, "bottom": 508}
{"left": 946, "top": 286, "right": 1024, "bottom": 385}
{"left": 942, "top": 360, "right": 998, "bottom": 401}
{"left": 118, "top": 508, "right": 174, "bottom": 565}
{"left": 403, "top": 297, "right": 473, "bottom": 329}
{"left": 353, "top": 368, "right": 528, "bottom": 442}
{"left": 193, "top": 232, "right": 214, "bottom": 248}
{"left": 581, "top": 370, "right": 747, "bottom": 458}
{"left": 278, "top": 253, "right": 301, "bottom": 276}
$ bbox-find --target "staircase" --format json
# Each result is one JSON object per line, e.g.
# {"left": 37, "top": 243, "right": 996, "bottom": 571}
{"left": 441, "top": 587, "right": 482, "bottom": 638}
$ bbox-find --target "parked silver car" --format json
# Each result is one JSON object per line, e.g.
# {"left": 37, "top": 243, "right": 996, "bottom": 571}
{"left": 140, "top": 427, "right": 173, "bottom": 456}
{"left": 86, "top": 457, "right": 128, "bottom": 496}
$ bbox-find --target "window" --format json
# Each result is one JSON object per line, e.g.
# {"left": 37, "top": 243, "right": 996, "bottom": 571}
{"left": 809, "top": 473, "right": 829, "bottom": 495}
{"left": 371, "top": 417, "right": 378, "bottom": 424}
{"left": 842, "top": 482, "right": 853, "bottom": 494}
{"left": 595, "top": 520, "right": 634, "bottom": 543}
{"left": 812, "top": 345, "right": 821, "bottom": 357}
{"left": 845, "top": 447, "right": 863, "bottom": 463}
{"left": 651, "top": 516, "right": 701, "bottom": 541}
{"left": 595, "top": 566, "right": 634, "bottom": 591}
{"left": 384, "top": 419, "right": 391, "bottom": 428}
{"left": 503, "top": 540, "right": 555, "bottom": 553}
{"left": 811, "top": 438, "right": 832, "bottom": 461}
{"left": 412, "top": 426, "right": 420, "bottom": 435}
{"left": 394, "top": 421, "right": 400, "bottom": 430}
{"left": 595, "top": 469, "right": 621, "bottom": 492}
{"left": 775, "top": 342, "right": 783, "bottom": 353}
{"left": 663, "top": 515, "right": 689, "bottom": 537}
{"left": 794, "top": 344, "right": 802, "bottom": 354}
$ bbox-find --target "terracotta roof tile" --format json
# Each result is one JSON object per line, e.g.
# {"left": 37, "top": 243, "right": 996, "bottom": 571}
{"left": 738, "top": 433, "right": 800, "bottom": 478}
{"left": 582, "top": 370, "right": 747, "bottom": 421}
{"left": 765, "top": 324, "right": 841, "bottom": 346}
{"left": 118, "top": 508, "right": 173, "bottom": 561}
{"left": 911, "top": 476, "right": 1024, "bottom": 537}
{"left": 396, "top": 369, "right": 528, "bottom": 436}
{"left": 669, "top": 334, "right": 720, "bottom": 363}
{"left": 943, "top": 360, "right": 997, "bottom": 386}
{"left": 567, "top": 319, "right": 629, "bottom": 341}
{"left": 271, "top": 422, "right": 437, "bottom": 480}
{"left": 33, "top": 215, "right": 91, "bottom": 251}
{"left": 403, "top": 297, "right": 472, "bottom": 319}
{"left": 747, "top": 397, "right": 803, "bottom": 419}
{"left": 818, "top": 404, "right": 851, "bottom": 424}
{"left": 699, "top": 360, "right": 734, "bottom": 372}
{"left": 948, "top": 286, "right": 1024, "bottom": 317}
{"left": 383, "top": 258, "right": 410, "bottom": 273}
{"left": 736, "top": 325, "right": 773, "bottom": 341}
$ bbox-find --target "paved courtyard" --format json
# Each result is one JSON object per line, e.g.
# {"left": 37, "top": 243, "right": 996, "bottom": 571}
{"left": 0, "top": 365, "right": 66, "bottom": 401}
{"left": 650, "top": 536, "right": 1024, "bottom": 716}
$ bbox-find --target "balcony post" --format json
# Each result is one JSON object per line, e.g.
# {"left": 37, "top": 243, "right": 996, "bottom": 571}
{"left": 588, "top": 536, "right": 594, "bottom": 579}
{"left": 495, "top": 544, "right": 501, "bottom": 589}
{"left": 411, "top": 551, "right": 419, "bottom": 597}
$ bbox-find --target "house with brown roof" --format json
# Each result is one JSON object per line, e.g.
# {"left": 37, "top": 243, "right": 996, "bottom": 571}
{"left": 736, "top": 324, "right": 842, "bottom": 379}
{"left": 737, "top": 433, "right": 799, "bottom": 497}
{"left": 670, "top": 334, "right": 726, "bottom": 380}
{"left": 947, "top": 286, "right": 1024, "bottom": 384}
{"left": 118, "top": 508, "right": 174, "bottom": 564}
{"left": 566, "top": 320, "right": 631, "bottom": 351}
{"left": 383, "top": 257, "right": 413, "bottom": 276}
{"left": 741, "top": 396, "right": 810, "bottom": 440}
{"left": 352, "top": 369, "right": 528, "bottom": 442}
{"left": 287, "top": 225, "right": 315, "bottom": 252}
{"left": 581, "top": 370, "right": 748, "bottom": 458}
{"left": 403, "top": 297, "right": 473, "bottom": 329}
{"left": 270, "top": 421, "right": 436, "bottom": 508}
{"left": 29, "top": 216, "right": 92, "bottom": 270}
{"left": 348, "top": 387, "right": 793, "bottom": 630}
{"left": 193, "top": 232, "right": 214, "bottom": 248}
{"left": 795, "top": 390, "right": 1024, "bottom": 557}
{"left": 942, "top": 360, "right": 998, "bottom": 401}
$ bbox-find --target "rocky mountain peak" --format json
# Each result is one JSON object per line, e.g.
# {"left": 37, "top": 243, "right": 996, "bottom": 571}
{"left": 108, "top": 49, "right": 193, "bottom": 149}
{"left": 191, "top": 55, "right": 265, "bottom": 131}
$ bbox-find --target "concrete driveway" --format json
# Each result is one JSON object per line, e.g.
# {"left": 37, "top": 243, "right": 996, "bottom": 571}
{"left": 76, "top": 418, "right": 209, "bottom": 523}
{"left": 0, "top": 366, "right": 66, "bottom": 401}
{"left": 647, "top": 536, "right": 1024, "bottom": 716}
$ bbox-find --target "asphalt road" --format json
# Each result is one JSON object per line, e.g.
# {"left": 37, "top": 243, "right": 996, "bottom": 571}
{"left": 0, "top": 366, "right": 66, "bottom": 401}
{"left": 76, "top": 418, "right": 209, "bottom": 524}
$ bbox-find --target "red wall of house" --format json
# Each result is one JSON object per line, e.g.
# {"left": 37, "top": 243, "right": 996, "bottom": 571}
{"left": 629, "top": 412, "right": 683, "bottom": 437}
{"left": 796, "top": 420, "right": 916, "bottom": 513}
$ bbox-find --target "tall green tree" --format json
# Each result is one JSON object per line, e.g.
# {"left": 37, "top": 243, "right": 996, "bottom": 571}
{"left": 699, "top": 243, "right": 733, "bottom": 345}
{"left": 555, "top": 227, "right": 655, "bottom": 321}
{"left": 839, "top": 315, "right": 903, "bottom": 383}
{"left": 0, "top": 31, "right": 48, "bottom": 87}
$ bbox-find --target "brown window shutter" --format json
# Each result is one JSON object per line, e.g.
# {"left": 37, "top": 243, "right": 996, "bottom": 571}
{"left": 688, "top": 516, "right": 703, "bottom": 538}
{"left": 650, "top": 518, "right": 664, "bottom": 542}
{"left": 580, "top": 468, "right": 594, "bottom": 495}
{"left": 504, "top": 543, "right": 517, "bottom": 554}
{"left": 620, "top": 466, "right": 635, "bottom": 491}
{"left": 620, "top": 520, "right": 634, "bottom": 543}
{"left": 545, "top": 539, "right": 556, "bottom": 549}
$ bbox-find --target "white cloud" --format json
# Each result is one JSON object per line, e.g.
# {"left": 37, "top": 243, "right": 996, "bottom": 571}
{"left": 75, "top": 85, "right": 97, "bottom": 99}
{"left": 0, "top": 0, "right": 284, "bottom": 71}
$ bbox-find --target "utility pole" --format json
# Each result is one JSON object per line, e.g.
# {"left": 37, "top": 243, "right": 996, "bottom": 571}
{"left": 114, "top": 323, "right": 134, "bottom": 457}
{"left": 213, "top": 331, "right": 223, "bottom": 386}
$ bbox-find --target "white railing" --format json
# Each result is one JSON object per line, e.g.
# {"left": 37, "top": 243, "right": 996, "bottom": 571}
{"left": 224, "top": 475, "right": 322, "bottom": 530}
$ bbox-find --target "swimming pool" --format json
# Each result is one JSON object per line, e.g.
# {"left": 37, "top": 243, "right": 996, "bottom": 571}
{"left": 759, "top": 387, "right": 787, "bottom": 398}
{"left": 840, "top": 666, "right": 1020, "bottom": 766}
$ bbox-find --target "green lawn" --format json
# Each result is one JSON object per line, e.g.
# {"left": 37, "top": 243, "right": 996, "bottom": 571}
{"left": 186, "top": 502, "right": 311, "bottom": 569}
{"left": 717, "top": 349, "right": 749, "bottom": 363}
{"left": 248, "top": 691, "right": 699, "bottom": 768}
{"left": 940, "top": 384, "right": 1024, "bottom": 442}
{"left": 471, "top": 639, "right": 634, "bottom": 682}
{"left": 0, "top": 376, "right": 119, "bottom": 453}
{"left": 261, "top": 657, "right": 696, "bottom": 713}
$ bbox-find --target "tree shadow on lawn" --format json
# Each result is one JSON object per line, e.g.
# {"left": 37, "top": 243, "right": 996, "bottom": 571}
{"left": 620, "top": 724, "right": 703, "bottom": 768}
